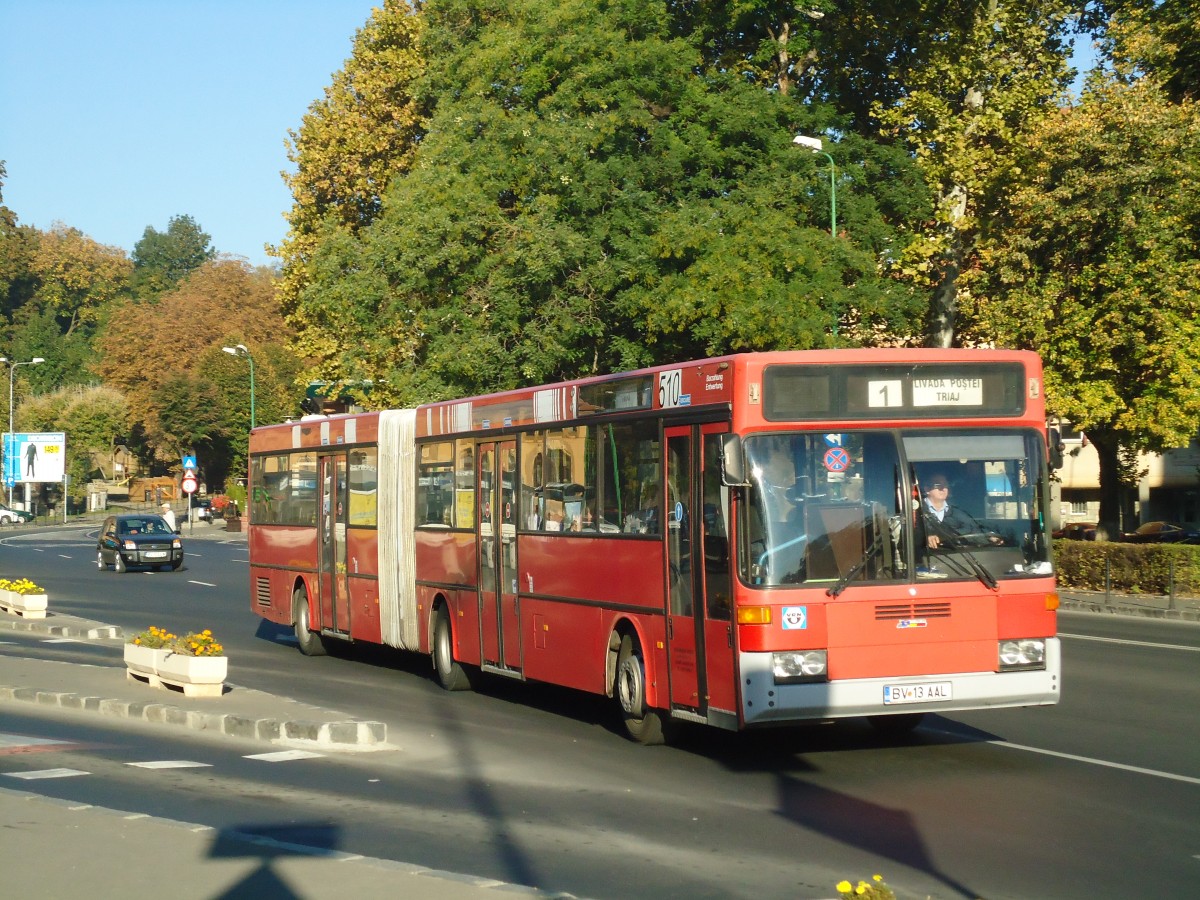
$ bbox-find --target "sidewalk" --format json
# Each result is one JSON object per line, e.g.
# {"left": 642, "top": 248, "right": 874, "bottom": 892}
{"left": 0, "top": 604, "right": 571, "bottom": 899}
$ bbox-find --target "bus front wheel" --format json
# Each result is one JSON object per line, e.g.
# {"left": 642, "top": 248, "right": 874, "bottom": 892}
{"left": 616, "top": 634, "right": 673, "bottom": 745}
{"left": 433, "top": 607, "right": 472, "bottom": 691}
{"left": 293, "top": 586, "right": 327, "bottom": 657}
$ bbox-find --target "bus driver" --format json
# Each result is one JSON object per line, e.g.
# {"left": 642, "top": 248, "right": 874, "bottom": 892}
{"left": 922, "top": 472, "right": 1002, "bottom": 549}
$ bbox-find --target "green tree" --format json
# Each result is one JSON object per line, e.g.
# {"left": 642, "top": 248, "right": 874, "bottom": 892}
{"left": 130, "top": 215, "right": 215, "bottom": 299}
{"left": 0, "top": 162, "right": 40, "bottom": 334}
{"left": 973, "top": 75, "right": 1200, "bottom": 534}
{"left": 20, "top": 385, "right": 129, "bottom": 506}
{"left": 285, "top": 0, "right": 929, "bottom": 404}
{"left": 275, "top": 0, "right": 426, "bottom": 365}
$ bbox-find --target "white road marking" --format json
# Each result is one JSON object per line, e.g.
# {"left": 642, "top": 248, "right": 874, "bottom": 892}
{"left": 245, "top": 750, "right": 325, "bottom": 762}
{"left": 4, "top": 768, "right": 89, "bottom": 779}
{"left": 1060, "top": 632, "right": 1200, "bottom": 653}
{"left": 58, "top": 554, "right": 71, "bottom": 559}
{"left": 0, "top": 734, "right": 70, "bottom": 749}
{"left": 41, "top": 638, "right": 82, "bottom": 644}
{"left": 187, "top": 580, "right": 217, "bottom": 587}
{"left": 125, "top": 760, "right": 212, "bottom": 769}
{"left": 990, "top": 740, "right": 1200, "bottom": 786}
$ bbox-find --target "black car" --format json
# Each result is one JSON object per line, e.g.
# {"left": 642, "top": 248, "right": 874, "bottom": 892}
{"left": 96, "top": 514, "right": 184, "bottom": 572}
{"left": 1122, "top": 521, "right": 1200, "bottom": 544}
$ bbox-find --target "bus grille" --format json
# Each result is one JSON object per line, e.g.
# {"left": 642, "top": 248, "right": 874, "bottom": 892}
{"left": 875, "top": 602, "right": 952, "bottom": 620}
{"left": 255, "top": 577, "right": 272, "bottom": 608}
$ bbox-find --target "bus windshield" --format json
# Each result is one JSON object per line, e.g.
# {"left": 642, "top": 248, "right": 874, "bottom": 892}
{"left": 740, "top": 429, "right": 1051, "bottom": 589}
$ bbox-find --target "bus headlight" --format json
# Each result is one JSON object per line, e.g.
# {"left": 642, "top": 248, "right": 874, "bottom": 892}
{"left": 999, "top": 639, "right": 1046, "bottom": 671}
{"left": 773, "top": 650, "right": 827, "bottom": 684}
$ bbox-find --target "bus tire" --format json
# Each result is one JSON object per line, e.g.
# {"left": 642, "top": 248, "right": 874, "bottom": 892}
{"left": 615, "top": 633, "right": 672, "bottom": 745}
{"left": 433, "top": 607, "right": 472, "bottom": 691}
{"left": 868, "top": 713, "right": 924, "bottom": 737}
{"left": 293, "top": 585, "right": 327, "bottom": 657}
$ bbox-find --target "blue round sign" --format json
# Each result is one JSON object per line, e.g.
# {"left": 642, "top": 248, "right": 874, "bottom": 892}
{"left": 823, "top": 447, "right": 850, "bottom": 472}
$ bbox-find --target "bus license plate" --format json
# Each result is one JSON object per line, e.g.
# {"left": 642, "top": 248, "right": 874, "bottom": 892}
{"left": 144, "top": 551, "right": 167, "bottom": 559}
{"left": 883, "top": 682, "right": 952, "bottom": 705}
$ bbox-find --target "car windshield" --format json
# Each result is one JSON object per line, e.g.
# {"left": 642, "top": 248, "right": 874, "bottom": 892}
{"left": 739, "top": 428, "right": 1051, "bottom": 590}
{"left": 119, "top": 518, "right": 171, "bottom": 535}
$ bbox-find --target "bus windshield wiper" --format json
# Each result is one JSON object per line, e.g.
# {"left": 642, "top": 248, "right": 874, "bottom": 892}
{"left": 934, "top": 543, "right": 998, "bottom": 591}
{"left": 827, "top": 538, "right": 881, "bottom": 598}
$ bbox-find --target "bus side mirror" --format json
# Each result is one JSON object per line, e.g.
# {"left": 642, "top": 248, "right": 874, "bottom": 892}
{"left": 720, "top": 434, "right": 750, "bottom": 486}
{"left": 1047, "top": 428, "right": 1064, "bottom": 470}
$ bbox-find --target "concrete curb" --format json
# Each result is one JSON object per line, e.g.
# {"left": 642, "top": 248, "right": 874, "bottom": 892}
{"left": 0, "top": 610, "right": 388, "bottom": 749}
{"left": 0, "top": 679, "right": 389, "bottom": 749}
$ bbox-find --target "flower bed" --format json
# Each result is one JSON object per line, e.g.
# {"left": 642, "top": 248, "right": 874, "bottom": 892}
{"left": 125, "top": 626, "right": 227, "bottom": 698}
{"left": 0, "top": 578, "right": 48, "bottom": 619}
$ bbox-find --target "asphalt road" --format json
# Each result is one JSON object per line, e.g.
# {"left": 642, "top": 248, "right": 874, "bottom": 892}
{"left": 2, "top": 524, "right": 1198, "bottom": 899}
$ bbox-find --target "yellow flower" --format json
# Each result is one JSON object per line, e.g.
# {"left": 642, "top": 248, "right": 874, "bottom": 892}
{"left": 836, "top": 882, "right": 852, "bottom": 894}
{"left": 873, "top": 875, "right": 883, "bottom": 882}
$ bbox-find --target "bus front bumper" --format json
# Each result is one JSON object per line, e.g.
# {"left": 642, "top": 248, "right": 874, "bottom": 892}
{"left": 739, "top": 638, "right": 1061, "bottom": 727}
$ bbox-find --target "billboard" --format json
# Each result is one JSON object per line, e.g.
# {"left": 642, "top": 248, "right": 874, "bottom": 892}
{"left": 4, "top": 432, "right": 66, "bottom": 486}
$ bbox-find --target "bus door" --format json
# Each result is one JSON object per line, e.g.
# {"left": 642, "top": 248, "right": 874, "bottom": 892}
{"left": 477, "top": 440, "right": 521, "bottom": 673}
{"left": 317, "top": 453, "right": 350, "bottom": 637}
{"left": 664, "top": 424, "right": 736, "bottom": 720}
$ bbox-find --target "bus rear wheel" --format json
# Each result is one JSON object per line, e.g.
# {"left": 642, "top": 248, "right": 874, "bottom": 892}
{"left": 433, "top": 607, "right": 472, "bottom": 691}
{"left": 615, "top": 634, "right": 673, "bottom": 745}
{"left": 293, "top": 585, "right": 327, "bottom": 657}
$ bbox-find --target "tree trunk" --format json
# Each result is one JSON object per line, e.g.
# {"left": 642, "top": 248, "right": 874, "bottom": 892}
{"left": 1090, "top": 430, "right": 1125, "bottom": 541}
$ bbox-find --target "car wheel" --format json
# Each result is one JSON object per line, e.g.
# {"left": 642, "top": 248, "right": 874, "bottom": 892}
{"left": 114, "top": 554, "right": 127, "bottom": 574}
{"left": 170, "top": 560, "right": 183, "bottom": 571}
{"left": 0, "top": 514, "right": 11, "bottom": 525}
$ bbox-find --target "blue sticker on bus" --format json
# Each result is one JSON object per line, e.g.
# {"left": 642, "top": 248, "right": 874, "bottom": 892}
{"left": 782, "top": 606, "right": 807, "bottom": 630}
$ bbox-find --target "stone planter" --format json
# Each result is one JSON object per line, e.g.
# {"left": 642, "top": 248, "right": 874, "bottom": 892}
{"left": 0, "top": 588, "right": 48, "bottom": 619}
{"left": 157, "top": 652, "right": 228, "bottom": 687}
{"left": 225, "top": 517, "right": 243, "bottom": 533}
{"left": 124, "top": 643, "right": 227, "bottom": 698}
{"left": 123, "top": 643, "right": 170, "bottom": 678}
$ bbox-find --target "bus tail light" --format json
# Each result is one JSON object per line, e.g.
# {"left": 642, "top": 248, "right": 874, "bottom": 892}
{"left": 773, "top": 650, "right": 827, "bottom": 684}
{"left": 738, "top": 606, "right": 772, "bottom": 625}
{"left": 1045, "top": 593, "right": 1060, "bottom": 610}
{"left": 998, "top": 639, "right": 1046, "bottom": 671}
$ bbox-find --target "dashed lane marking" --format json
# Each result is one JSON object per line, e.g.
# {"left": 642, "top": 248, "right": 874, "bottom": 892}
{"left": 4, "top": 768, "right": 90, "bottom": 779}
{"left": 126, "top": 760, "right": 212, "bottom": 769}
{"left": 245, "top": 750, "right": 325, "bottom": 762}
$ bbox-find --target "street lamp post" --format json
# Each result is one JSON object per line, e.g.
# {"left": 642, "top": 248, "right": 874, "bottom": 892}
{"left": 222, "top": 344, "right": 256, "bottom": 429}
{"left": 793, "top": 134, "right": 837, "bottom": 237}
{"left": 0, "top": 356, "right": 46, "bottom": 508}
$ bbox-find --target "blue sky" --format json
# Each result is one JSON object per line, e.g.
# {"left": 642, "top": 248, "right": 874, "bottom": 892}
{"left": 2, "top": 3, "right": 1100, "bottom": 270}
{"left": 0, "top": 1, "right": 377, "bottom": 268}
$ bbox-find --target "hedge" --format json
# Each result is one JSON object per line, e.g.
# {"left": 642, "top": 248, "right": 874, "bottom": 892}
{"left": 1053, "top": 541, "right": 1200, "bottom": 596}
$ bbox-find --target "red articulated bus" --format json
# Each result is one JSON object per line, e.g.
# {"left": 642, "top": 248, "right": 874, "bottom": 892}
{"left": 247, "top": 349, "right": 1060, "bottom": 743}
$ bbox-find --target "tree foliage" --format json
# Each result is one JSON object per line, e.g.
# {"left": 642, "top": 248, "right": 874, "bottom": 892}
{"left": 130, "top": 214, "right": 216, "bottom": 299}
{"left": 94, "top": 258, "right": 296, "bottom": 485}
{"left": 275, "top": 0, "right": 426, "bottom": 366}
{"left": 30, "top": 224, "right": 132, "bottom": 337}
{"left": 21, "top": 385, "right": 129, "bottom": 503}
{"left": 282, "top": 0, "right": 929, "bottom": 404}
{"left": 973, "top": 74, "right": 1200, "bottom": 531}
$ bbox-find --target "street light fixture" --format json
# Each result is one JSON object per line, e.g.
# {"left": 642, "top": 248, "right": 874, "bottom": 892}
{"left": 0, "top": 356, "right": 46, "bottom": 507}
{"left": 222, "top": 344, "right": 256, "bottom": 429}
{"left": 793, "top": 134, "right": 837, "bottom": 237}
